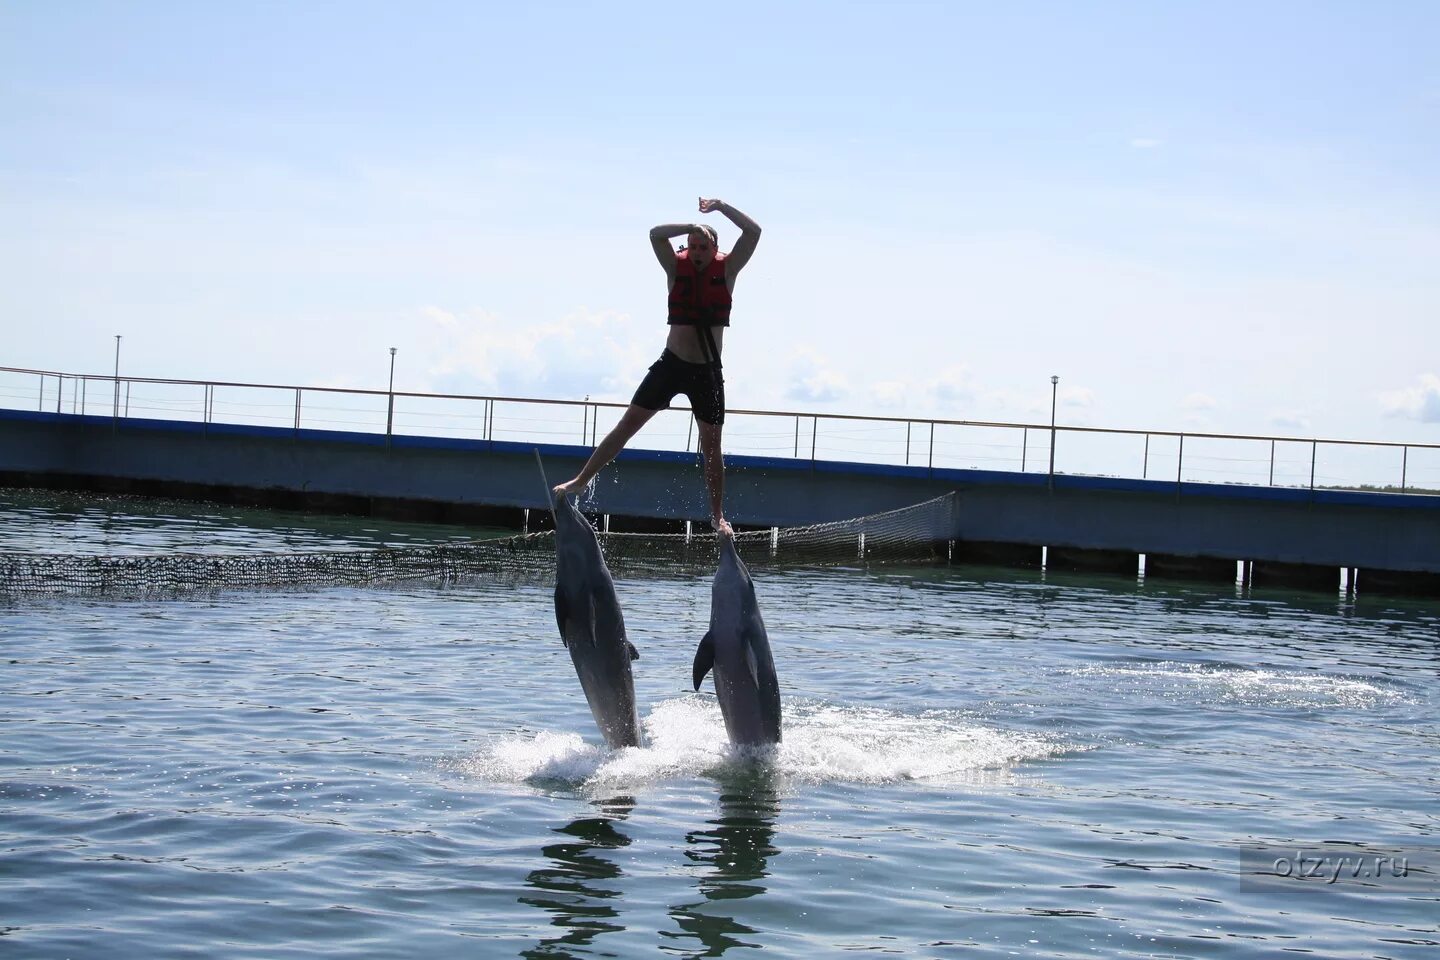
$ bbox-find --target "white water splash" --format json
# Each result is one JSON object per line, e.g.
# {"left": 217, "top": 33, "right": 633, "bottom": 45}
{"left": 457, "top": 696, "right": 1067, "bottom": 791}
{"left": 1067, "top": 662, "right": 1405, "bottom": 708}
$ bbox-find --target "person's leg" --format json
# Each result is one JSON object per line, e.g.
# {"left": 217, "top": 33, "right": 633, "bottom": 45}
{"left": 696, "top": 419, "right": 732, "bottom": 537}
{"left": 685, "top": 360, "right": 731, "bottom": 536}
{"left": 553, "top": 404, "right": 659, "bottom": 497}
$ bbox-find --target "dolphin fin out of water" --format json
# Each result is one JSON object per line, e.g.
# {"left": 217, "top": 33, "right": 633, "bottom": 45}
{"left": 535, "top": 451, "right": 643, "bottom": 749}
{"left": 693, "top": 535, "right": 782, "bottom": 747}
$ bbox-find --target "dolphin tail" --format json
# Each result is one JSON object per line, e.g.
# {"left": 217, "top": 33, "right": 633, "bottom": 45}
{"left": 692, "top": 631, "right": 715, "bottom": 690}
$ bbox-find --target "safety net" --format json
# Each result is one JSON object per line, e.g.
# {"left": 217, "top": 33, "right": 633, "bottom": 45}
{"left": 0, "top": 492, "right": 959, "bottom": 598}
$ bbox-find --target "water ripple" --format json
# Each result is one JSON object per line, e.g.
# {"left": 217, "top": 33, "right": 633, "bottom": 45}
{"left": 2, "top": 494, "right": 1436, "bottom": 958}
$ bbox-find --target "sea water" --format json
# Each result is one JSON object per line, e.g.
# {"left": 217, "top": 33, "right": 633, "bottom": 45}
{"left": 1, "top": 491, "right": 1436, "bottom": 958}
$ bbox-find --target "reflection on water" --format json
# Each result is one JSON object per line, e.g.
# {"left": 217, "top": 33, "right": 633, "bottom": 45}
{"left": 0, "top": 487, "right": 505, "bottom": 555}
{"left": 664, "top": 768, "right": 782, "bottom": 957}
{"left": 521, "top": 796, "right": 636, "bottom": 958}
{"left": 7, "top": 489, "right": 1437, "bottom": 958}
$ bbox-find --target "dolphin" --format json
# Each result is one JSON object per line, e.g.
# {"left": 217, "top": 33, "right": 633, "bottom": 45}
{"left": 692, "top": 535, "right": 782, "bottom": 747}
{"left": 535, "top": 452, "right": 643, "bottom": 749}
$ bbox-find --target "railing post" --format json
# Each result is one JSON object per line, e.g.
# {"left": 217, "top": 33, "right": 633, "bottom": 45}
{"left": 385, "top": 346, "right": 397, "bottom": 445}
{"left": 112, "top": 353, "right": 120, "bottom": 425}
{"left": 1047, "top": 426, "right": 1057, "bottom": 487}
{"left": 1048, "top": 376, "right": 1059, "bottom": 484}
{"left": 16, "top": 365, "right": 1438, "bottom": 495}
{"left": 1047, "top": 426, "right": 1056, "bottom": 491}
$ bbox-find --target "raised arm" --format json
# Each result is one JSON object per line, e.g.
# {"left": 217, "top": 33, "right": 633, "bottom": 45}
{"left": 649, "top": 222, "right": 693, "bottom": 281}
{"left": 699, "top": 198, "right": 762, "bottom": 282}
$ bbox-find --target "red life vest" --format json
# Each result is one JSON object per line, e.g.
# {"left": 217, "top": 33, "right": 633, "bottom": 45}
{"left": 667, "top": 250, "right": 731, "bottom": 327}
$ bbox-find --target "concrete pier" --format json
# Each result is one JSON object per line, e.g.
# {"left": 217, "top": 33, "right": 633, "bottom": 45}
{"left": 1249, "top": 560, "right": 1342, "bottom": 593}
{"left": 952, "top": 540, "right": 1043, "bottom": 569}
{"left": 1356, "top": 568, "right": 1440, "bottom": 598}
{"left": 2, "top": 408, "right": 1438, "bottom": 595}
{"left": 1047, "top": 547, "right": 1139, "bottom": 577}
{"left": 1145, "top": 553, "right": 1240, "bottom": 584}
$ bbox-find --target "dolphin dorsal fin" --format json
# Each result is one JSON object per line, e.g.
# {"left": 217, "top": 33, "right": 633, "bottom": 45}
{"left": 692, "top": 631, "right": 716, "bottom": 691}
{"left": 626, "top": 640, "right": 640, "bottom": 661}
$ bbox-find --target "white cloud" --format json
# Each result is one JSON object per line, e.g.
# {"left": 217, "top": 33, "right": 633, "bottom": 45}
{"left": 925, "top": 366, "right": 980, "bottom": 409}
{"left": 869, "top": 381, "right": 910, "bottom": 409}
{"left": 1061, "top": 387, "right": 1095, "bottom": 409}
{"left": 414, "top": 305, "right": 649, "bottom": 401}
{"left": 1270, "top": 409, "right": 1312, "bottom": 432}
{"left": 1380, "top": 374, "right": 1440, "bottom": 423}
{"left": 1181, "top": 393, "right": 1218, "bottom": 429}
{"left": 1182, "top": 392, "right": 1218, "bottom": 411}
{"left": 784, "top": 350, "right": 850, "bottom": 403}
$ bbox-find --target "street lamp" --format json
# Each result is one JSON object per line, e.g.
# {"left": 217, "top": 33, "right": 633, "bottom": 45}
{"left": 112, "top": 335, "right": 123, "bottom": 425}
{"left": 386, "top": 347, "right": 398, "bottom": 441}
{"left": 1048, "top": 375, "right": 1059, "bottom": 486}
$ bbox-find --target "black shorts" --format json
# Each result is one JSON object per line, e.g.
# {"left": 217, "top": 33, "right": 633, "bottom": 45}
{"left": 631, "top": 349, "right": 725, "bottom": 425}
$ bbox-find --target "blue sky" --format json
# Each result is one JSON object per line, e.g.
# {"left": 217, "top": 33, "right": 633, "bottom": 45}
{"left": 3, "top": 0, "right": 1437, "bottom": 442}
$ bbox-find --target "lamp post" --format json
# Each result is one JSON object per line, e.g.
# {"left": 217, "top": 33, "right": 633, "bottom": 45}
{"left": 386, "top": 347, "right": 398, "bottom": 442}
{"left": 112, "top": 335, "right": 122, "bottom": 426}
{"left": 1048, "top": 375, "right": 1059, "bottom": 487}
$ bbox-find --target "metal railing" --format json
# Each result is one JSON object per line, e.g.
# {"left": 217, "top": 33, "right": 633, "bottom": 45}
{"left": 3, "top": 364, "right": 1437, "bottom": 495}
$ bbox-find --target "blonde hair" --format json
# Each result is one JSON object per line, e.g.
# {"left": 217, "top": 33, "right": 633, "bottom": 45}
{"left": 688, "top": 224, "right": 718, "bottom": 247}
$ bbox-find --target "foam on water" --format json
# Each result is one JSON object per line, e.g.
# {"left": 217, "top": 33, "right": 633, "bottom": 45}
{"left": 1067, "top": 661, "right": 1406, "bottom": 708}
{"left": 458, "top": 695, "right": 1067, "bottom": 791}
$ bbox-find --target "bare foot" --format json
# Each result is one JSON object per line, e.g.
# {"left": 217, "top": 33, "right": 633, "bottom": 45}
{"left": 712, "top": 517, "right": 734, "bottom": 538}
